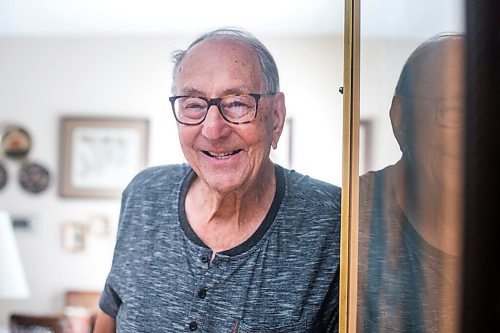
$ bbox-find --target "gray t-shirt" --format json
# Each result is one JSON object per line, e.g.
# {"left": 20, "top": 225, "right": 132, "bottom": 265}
{"left": 357, "top": 167, "right": 458, "bottom": 332}
{"left": 100, "top": 164, "right": 341, "bottom": 332}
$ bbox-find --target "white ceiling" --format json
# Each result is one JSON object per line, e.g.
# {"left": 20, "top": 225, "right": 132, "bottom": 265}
{"left": 0, "top": 0, "right": 464, "bottom": 38}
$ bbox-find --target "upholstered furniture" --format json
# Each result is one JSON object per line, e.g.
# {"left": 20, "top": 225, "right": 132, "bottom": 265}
{"left": 9, "top": 290, "right": 101, "bottom": 333}
{"left": 9, "top": 314, "right": 71, "bottom": 333}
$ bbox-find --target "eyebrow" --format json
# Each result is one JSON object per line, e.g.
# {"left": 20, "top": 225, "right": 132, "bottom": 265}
{"left": 179, "top": 87, "right": 204, "bottom": 96}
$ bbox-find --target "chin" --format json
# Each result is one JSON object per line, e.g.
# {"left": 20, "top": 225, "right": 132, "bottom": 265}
{"left": 198, "top": 168, "right": 247, "bottom": 192}
{"left": 207, "top": 179, "right": 247, "bottom": 195}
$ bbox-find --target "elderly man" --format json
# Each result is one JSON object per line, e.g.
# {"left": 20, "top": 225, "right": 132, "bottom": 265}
{"left": 94, "top": 28, "right": 341, "bottom": 332}
{"left": 357, "top": 34, "right": 464, "bottom": 332}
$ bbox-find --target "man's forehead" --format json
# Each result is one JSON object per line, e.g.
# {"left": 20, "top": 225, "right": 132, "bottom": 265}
{"left": 183, "top": 38, "right": 257, "bottom": 64}
{"left": 177, "top": 38, "right": 264, "bottom": 93}
{"left": 413, "top": 46, "right": 464, "bottom": 99}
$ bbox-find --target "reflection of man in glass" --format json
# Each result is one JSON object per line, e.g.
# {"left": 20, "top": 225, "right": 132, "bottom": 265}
{"left": 358, "top": 34, "right": 464, "bottom": 332}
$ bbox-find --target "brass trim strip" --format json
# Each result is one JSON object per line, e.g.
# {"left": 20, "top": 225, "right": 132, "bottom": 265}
{"left": 339, "top": 0, "right": 360, "bottom": 332}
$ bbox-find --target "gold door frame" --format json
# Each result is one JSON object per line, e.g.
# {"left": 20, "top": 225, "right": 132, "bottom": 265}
{"left": 339, "top": 0, "right": 360, "bottom": 332}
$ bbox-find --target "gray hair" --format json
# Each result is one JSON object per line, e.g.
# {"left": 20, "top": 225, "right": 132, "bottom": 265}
{"left": 171, "top": 27, "right": 280, "bottom": 94}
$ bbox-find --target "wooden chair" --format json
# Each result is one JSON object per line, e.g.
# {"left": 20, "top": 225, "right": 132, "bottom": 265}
{"left": 9, "top": 314, "right": 71, "bottom": 333}
{"left": 64, "top": 290, "right": 101, "bottom": 314}
{"left": 9, "top": 291, "right": 101, "bottom": 333}
{"left": 63, "top": 290, "right": 101, "bottom": 333}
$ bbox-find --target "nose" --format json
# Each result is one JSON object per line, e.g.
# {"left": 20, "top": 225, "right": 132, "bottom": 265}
{"left": 201, "top": 104, "right": 230, "bottom": 139}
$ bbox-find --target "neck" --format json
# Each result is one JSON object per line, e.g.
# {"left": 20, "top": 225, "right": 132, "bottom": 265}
{"left": 185, "top": 162, "right": 276, "bottom": 253}
{"left": 391, "top": 159, "right": 463, "bottom": 255}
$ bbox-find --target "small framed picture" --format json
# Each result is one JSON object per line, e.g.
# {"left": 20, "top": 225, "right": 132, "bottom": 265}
{"left": 59, "top": 117, "right": 149, "bottom": 198}
{"left": 88, "top": 215, "right": 110, "bottom": 237}
{"left": 61, "top": 223, "right": 87, "bottom": 252}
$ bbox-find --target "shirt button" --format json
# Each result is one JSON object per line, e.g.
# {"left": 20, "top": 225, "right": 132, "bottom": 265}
{"left": 197, "top": 288, "right": 207, "bottom": 299}
{"left": 189, "top": 321, "right": 198, "bottom": 331}
{"left": 201, "top": 255, "right": 209, "bottom": 263}
{"left": 216, "top": 260, "right": 227, "bottom": 269}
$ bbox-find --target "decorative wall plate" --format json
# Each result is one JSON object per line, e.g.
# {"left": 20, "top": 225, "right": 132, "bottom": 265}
{"left": 0, "top": 162, "right": 7, "bottom": 191}
{"left": 19, "top": 161, "right": 50, "bottom": 194}
{"left": 1, "top": 125, "right": 32, "bottom": 160}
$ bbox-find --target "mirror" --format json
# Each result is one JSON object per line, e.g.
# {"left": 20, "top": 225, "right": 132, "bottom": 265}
{"left": 355, "top": 1, "right": 465, "bottom": 332}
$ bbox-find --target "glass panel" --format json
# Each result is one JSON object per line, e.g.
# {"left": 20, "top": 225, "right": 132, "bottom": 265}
{"left": 356, "top": 1, "right": 465, "bottom": 332}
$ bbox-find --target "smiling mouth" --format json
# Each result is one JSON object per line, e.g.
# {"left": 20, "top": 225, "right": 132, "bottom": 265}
{"left": 203, "top": 149, "right": 242, "bottom": 159}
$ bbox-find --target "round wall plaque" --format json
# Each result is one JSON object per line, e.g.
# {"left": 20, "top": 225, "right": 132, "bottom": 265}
{"left": 19, "top": 161, "right": 50, "bottom": 194}
{"left": 0, "top": 162, "right": 7, "bottom": 191}
{"left": 1, "top": 125, "right": 32, "bottom": 160}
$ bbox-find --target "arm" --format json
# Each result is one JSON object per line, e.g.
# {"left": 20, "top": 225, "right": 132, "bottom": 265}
{"left": 93, "top": 310, "right": 116, "bottom": 333}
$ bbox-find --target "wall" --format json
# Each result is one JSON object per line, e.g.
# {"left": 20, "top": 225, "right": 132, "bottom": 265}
{"left": 0, "top": 33, "right": 420, "bottom": 323}
{"left": 0, "top": 36, "right": 188, "bottom": 321}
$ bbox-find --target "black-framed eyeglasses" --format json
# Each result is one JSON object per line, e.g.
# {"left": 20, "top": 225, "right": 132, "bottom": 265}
{"left": 169, "top": 93, "right": 275, "bottom": 125}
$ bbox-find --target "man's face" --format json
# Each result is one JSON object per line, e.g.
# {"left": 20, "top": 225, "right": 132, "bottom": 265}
{"left": 174, "top": 39, "right": 284, "bottom": 194}
{"left": 403, "top": 39, "right": 464, "bottom": 190}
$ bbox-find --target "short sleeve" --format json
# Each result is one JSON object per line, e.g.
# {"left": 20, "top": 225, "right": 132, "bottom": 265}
{"left": 99, "top": 281, "right": 122, "bottom": 318}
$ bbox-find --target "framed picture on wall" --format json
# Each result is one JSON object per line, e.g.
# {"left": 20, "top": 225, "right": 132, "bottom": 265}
{"left": 59, "top": 117, "right": 149, "bottom": 198}
{"left": 61, "top": 222, "right": 87, "bottom": 252}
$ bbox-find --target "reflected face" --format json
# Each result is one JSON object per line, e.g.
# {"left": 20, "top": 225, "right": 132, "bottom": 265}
{"left": 175, "top": 39, "right": 283, "bottom": 194}
{"left": 402, "top": 38, "right": 464, "bottom": 188}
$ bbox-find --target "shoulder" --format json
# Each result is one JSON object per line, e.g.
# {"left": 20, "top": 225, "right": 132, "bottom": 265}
{"left": 359, "top": 165, "right": 395, "bottom": 212}
{"left": 283, "top": 168, "right": 341, "bottom": 211}
{"left": 358, "top": 165, "right": 400, "bottom": 237}
{"left": 274, "top": 168, "right": 341, "bottom": 282}
{"left": 277, "top": 168, "right": 341, "bottom": 242}
{"left": 123, "top": 163, "right": 191, "bottom": 196}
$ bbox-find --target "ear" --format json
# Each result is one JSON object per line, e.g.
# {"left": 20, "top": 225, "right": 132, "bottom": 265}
{"left": 270, "top": 92, "right": 287, "bottom": 150}
{"left": 389, "top": 95, "right": 405, "bottom": 149}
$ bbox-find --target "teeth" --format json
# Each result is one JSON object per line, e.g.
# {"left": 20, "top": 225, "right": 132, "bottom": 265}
{"left": 205, "top": 150, "right": 240, "bottom": 159}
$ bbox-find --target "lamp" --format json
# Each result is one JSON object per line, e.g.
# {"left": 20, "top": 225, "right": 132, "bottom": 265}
{"left": 0, "top": 210, "right": 29, "bottom": 298}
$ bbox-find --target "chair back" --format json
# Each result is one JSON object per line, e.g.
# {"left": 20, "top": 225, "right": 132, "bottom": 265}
{"left": 10, "top": 314, "right": 71, "bottom": 333}
{"left": 64, "top": 290, "right": 100, "bottom": 314}
{"left": 63, "top": 290, "right": 101, "bottom": 333}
